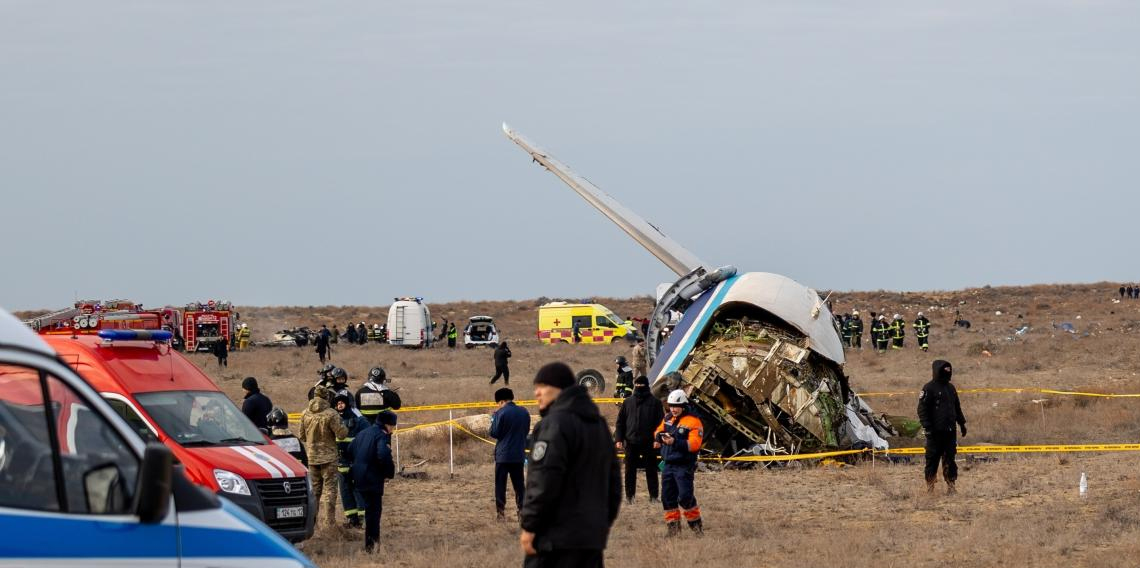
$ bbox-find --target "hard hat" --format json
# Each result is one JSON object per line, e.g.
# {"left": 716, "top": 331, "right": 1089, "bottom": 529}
{"left": 917, "top": 311, "right": 924, "bottom": 317}
{"left": 331, "top": 367, "right": 348, "bottom": 381}
{"left": 893, "top": 314, "right": 900, "bottom": 320}
{"left": 878, "top": 315, "right": 886, "bottom": 321}
{"left": 852, "top": 310, "right": 860, "bottom": 316}
{"left": 369, "top": 366, "right": 387, "bottom": 382}
{"left": 266, "top": 407, "right": 288, "bottom": 429}
{"left": 241, "top": 323, "right": 248, "bottom": 328}
{"left": 666, "top": 389, "right": 688, "bottom": 405}
{"left": 374, "top": 324, "right": 380, "bottom": 329}
{"left": 615, "top": 356, "right": 628, "bottom": 365}
{"left": 319, "top": 363, "right": 335, "bottom": 375}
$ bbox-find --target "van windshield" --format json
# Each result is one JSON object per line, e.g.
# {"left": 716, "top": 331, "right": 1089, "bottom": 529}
{"left": 135, "top": 390, "right": 265, "bottom": 446}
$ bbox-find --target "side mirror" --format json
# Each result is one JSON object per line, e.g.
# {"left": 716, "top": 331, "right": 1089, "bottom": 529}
{"left": 135, "top": 443, "right": 173, "bottom": 524}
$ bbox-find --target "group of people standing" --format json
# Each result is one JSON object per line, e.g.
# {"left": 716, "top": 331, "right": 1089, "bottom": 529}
{"left": 837, "top": 310, "right": 931, "bottom": 352}
{"left": 489, "top": 361, "right": 705, "bottom": 567}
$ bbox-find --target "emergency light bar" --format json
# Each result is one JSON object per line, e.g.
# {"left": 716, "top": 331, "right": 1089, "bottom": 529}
{"left": 97, "top": 329, "right": 173, "bottom": 342}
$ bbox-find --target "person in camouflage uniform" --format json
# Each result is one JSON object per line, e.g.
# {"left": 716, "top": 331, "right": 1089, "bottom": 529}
{"left": 630, "top": 339, "right": 647, "bottom": 378}
{"left": 300, "top": 385, "right": 348, "bottom": 527}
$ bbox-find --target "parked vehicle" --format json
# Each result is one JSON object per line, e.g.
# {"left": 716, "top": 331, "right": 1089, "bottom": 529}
{"left": 463, "top": 316, "right": 500, "bottom": 348}
{"left": 537, "top": 302, "right": 638, "bottom": 344}
{"left": 39, "top": 330, "right": 315, "bottom": 542}
{"left": 0, "top": 308, "right": 315, "bottom": 566}
{"left": 388, "top": 297, "right": 432, "bottom": 348}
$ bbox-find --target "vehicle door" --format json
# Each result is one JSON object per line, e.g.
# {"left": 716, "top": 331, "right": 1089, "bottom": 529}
{"left": 0, "top": 357, "right": 177, "bottom": 565}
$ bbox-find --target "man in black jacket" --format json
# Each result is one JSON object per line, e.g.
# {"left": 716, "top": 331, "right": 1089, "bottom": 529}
{"left": 614, "top": 376, "right": 663, "bottom": 503}
{"left": 917, "top": 359, "right": 967, "bottom": 494}
{"left": 520, "top": 362, "right": 621, "bottom": 568}
{"left": 491, "top": 341, "right": 512, "bottom": 385}
{"left": 345, "top": 410, "right": 396, "bottom": 553}
{"left": 240, "top": 377, "right": 273, "bottom": 430}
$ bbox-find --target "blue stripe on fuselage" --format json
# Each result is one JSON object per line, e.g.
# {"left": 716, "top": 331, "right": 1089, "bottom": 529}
{"left": 649, "top": 276, "right": 738, "bottom": 380}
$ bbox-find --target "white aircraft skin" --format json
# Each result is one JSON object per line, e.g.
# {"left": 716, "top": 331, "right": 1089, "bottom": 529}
{"left": 501, "top": 123, "right": 846, "bottom": 367}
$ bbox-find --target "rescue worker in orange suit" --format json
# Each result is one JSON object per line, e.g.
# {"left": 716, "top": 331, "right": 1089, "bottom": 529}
{"left": 654, "top": 389, "right": 704, "bottom": 536}
{"left": 917, "top": 359, "right": 967, "bottom": 494}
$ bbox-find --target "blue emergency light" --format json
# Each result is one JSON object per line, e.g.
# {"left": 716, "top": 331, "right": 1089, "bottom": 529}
{"left": 97, "top": 329, "right": 174, "bottom": 342}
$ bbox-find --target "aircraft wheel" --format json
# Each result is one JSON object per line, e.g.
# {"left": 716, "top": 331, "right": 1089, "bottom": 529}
{"left": 576, "top": 369, "right": 605, "bottom": 395}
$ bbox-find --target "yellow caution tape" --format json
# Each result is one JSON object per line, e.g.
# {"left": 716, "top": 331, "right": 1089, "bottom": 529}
{"left": 882, "top": 443, "right": 1140, "bottom": 455}
{"left": 859, "top": 387, "right": 1140, "bottom": 399}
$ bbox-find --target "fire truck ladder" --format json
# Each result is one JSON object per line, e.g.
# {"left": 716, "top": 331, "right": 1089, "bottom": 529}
{"left": 23, "top": 307, "right": 81, "bottom": 331}
{"left": 392, "top": 306, "right": 405, "bottom": 344}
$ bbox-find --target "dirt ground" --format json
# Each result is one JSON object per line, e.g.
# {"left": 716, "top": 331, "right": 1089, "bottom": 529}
{"left": 27, "top": 282, "right": 1140, "bottom": 567}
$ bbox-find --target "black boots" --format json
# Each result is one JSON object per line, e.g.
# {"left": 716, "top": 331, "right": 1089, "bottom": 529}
{"left": 666, "top": 521, "right": 682, "bottom": 537}
{"left": 688, "top": 519, "right": 703, "bottom": 535}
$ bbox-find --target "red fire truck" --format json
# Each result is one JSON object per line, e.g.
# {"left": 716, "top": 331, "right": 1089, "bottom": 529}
{"left": 182, "top": 300, "right": 236, "bottom": 352}
{"left": 25, "top": 300, "right": 182, "bottom": 340}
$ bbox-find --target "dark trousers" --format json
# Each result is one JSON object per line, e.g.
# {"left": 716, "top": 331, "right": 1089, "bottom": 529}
{"left": 924, "top": 431, "right": 958, "bottom": 483}
{"left": 851, "top": 334, "right": 861, "bottom": 348}
{"left": 338, "top": 470, "right": 364, "bottom": 520}
{"left": 495, "top": 462, "right": 525, "bottom": 511}
{"left": 359, "top": 486, "right": 384, "bottom": 551}
{"left": 491, "top": 365, "right": 510, "bottom": 384}
{"left": 661, "top": 463, "right": 697, "bottom": 510}
{"left": 918, "top": 335, "right": 929, "bottom": 349}
{"left": 523, "top": 549, "right": 604, "bottom": 568}
{"left": 623, "top": 443, "right": 659, "bottom": 500}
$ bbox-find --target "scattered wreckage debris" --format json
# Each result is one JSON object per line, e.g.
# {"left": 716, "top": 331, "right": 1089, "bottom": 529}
{"left": 651, "top": 314, "right": 897, "bottom": 458}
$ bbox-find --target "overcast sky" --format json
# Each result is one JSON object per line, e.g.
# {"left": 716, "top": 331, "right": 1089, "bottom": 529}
{"left": 3, "top": 1, "right": 1138, "bottom": 310}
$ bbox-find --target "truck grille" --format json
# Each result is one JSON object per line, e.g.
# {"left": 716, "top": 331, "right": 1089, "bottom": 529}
{"left": 255, "top": 477, "right": 309, "bottom": 532}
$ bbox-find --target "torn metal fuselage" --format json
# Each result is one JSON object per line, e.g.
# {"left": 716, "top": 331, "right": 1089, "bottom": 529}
{"left": 649, "top": 282, "right": 894, "bottom": 456}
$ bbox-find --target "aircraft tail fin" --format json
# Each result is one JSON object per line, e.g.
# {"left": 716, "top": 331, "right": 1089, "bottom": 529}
{"left": 502, "top": 123, "right": 708, "bottom": 277}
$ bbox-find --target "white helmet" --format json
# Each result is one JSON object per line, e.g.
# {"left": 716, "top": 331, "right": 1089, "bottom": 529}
{"left": 241, "top": 323, "right": 247, "bottom": 329}
{"left": 852, "top": 310, "right": 860, "bottom": 316}
{"left": 893, "top": 314, "right": 900, "bottom": 320}
{"left": 667, "top": 389, "right": 689, "bottom": 405}
{"left": 917, "top": 311, "right": 924, "bottom": 317}
{"left": 373, "top": 324, "right": 380, "bottom": 329}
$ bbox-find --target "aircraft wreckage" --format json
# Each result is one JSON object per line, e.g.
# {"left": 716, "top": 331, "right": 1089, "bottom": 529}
{"left": 504, "top": 123, "right": 895, "bottom": 457}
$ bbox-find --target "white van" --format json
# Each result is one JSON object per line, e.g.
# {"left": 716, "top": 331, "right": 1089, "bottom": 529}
{"left": 0, "top": 308, "right": 315, "bottom": 567}
{"left": 388, "top": 297, "right": 432, "bottom": 348}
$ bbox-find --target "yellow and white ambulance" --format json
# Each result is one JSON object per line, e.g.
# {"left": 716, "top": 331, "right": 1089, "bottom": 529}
{"left": 537, "top": 302, "right": 637, "bottom": 345}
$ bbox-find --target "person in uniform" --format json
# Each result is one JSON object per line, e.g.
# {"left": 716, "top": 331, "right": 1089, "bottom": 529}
{"left": 356, "top": 366, "right": 402, "bottom": 424}
{"left": 490, "top": 387, "right": 530, "bottom": 520}
{"left": 519, "top": 362, "right": 621, "bottom": 567}
{"left": 654, "top": 389, "right": 704, "bottom": 536}
{"left": 266, "top": 407, "right": 307, "bottom": 466}
{"left": 346, "top": 410, "right": 397, "bottom": 552}
{"left": 335, "top": 393, "right": 370, "bottom": 528}
{"left": 614, "top": 376, "right": 663, "bottom": 503}
{"left": 917, "top": 360, "right": 967, "bottom": 494}
{"left": 630, "top": 339, "right": 647, "bottom": 378}
{"left": 299, "top": 385, "right": 348, "bottom": 527}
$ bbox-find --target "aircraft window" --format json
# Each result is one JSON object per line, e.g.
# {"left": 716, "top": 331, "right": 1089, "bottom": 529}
{"left": 105, "top": 398, "right": 159, "bottom": 443}
{"left": 0, "top": 365, "right": 60, "bottom": 512}
{"left": 47, "top": 376, "right": 139, "bottom": 515}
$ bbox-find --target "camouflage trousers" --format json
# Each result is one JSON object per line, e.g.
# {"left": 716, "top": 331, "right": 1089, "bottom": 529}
{"left": 310, "top": 462, "right": 339, "bottom": 525}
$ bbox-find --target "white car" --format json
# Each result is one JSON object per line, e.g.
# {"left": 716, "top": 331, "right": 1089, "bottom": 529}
{"left": 463, "top": 316, "right": 500, "bottom": 348}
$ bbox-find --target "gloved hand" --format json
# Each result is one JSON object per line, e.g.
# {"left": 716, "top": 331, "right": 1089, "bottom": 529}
{"left": 960, "top": 424, "right": 967, "bottom": 437}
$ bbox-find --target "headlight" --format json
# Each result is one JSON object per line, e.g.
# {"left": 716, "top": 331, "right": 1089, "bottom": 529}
{"left": 214, "top": 469, "right": 250, "bottom": 495}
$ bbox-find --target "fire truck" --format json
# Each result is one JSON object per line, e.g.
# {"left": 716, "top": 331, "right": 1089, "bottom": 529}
{"left": 24, "top": 300, "right": 185, "bottom": 349}
{"left": 182, "top": 300, "right": 236, "bottom": 352}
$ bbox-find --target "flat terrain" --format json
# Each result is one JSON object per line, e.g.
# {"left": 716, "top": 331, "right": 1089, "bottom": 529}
{"left": 25, "top": 283, "right": 1140, "bottom": 566}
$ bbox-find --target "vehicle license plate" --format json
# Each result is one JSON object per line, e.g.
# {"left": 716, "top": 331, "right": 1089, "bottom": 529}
{"left": 277, "top": 506, "right": 304, "bottom": 519}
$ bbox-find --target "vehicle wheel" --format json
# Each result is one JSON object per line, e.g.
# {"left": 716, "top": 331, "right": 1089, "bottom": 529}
{"left": 465, "top": 344, "right": 474, "bottom": 349}
{"left": 487, "top": 342, "right": 498, "bottom": 349}
{"left": 576, "top": 369, "right": 605, "bottom": 395}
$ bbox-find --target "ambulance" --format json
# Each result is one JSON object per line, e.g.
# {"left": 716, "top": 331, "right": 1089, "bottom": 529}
{"left": 0, "top": 308, "right": 315, "bottom": 567}
{"left": 39, "top": 330, "right": 316, "bottom": 543}
{"left": 537, "top": 302, "right": 638, "bottom": 344}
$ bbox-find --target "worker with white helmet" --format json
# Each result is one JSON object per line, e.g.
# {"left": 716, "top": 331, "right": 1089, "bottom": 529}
{"left": 237, "top": 322, "right": 251, "bottom": 350}
{"left": 914, "top": 312, "right": 931, "bottom": 352}
{"left": 890, "top": 313, "right": 906, "bottom": 350}
{"left": 653, "top": 389, "right": 704, "bottom": 536}
{"left": 845, "top": 310, "right": 864, "bottom": 349}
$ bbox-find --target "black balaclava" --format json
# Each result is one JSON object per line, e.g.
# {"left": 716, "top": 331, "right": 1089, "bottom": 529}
{"left": 932, "top": 359, "right": 952, "bottom": 383}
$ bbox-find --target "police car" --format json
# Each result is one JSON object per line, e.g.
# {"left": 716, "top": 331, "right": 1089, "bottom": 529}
{"left": 0, "top": 307, "right": 315, "bottom": 567}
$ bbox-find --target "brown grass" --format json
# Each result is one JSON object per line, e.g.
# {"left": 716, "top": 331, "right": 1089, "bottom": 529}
{"left": 23, "top": 284, "right": 1140, "bottom": 566}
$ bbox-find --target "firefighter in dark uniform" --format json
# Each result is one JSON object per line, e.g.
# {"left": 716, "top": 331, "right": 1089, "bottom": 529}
{"left": 614, "top": 376, "right": 663, "bottom": 503}
{"left": 335, "top": 393, "right": 370, "bottom": 527}
{"left": 840, "top": 313, "right": 853, "bottom": 347}
{"left": 890, "top": 314, "right": 906, "bottom": 349}
{"left": 520, "top": 362, "right": 621, "bottom": 567}
{"left": 872, "top": 315, "right": 890, "bottom": 352}
{"left": 355, "top": 366, "right": 402, "bottom": 424}
{"left": 847, "top": 310, "right": 863, "bottom": 349}
{"left": 914, "top": 312, "right": 931, "bottom": 352}
{"left": 612, "top": 356, "right": 634, "bottom": 400}
{"left": 654, "top": 389, "right": 704, "bottom": 536}
{"left": 307, "top": 363, "right": 337, "bottom": 401}
{"left": 267, "top": 407, "right": 307, "bottom": 466}
{"left": 917, "top": 359, "right": 967, "bottom": 494}
{"left": 328, "top": 367, "right": 354, "bottom": 406}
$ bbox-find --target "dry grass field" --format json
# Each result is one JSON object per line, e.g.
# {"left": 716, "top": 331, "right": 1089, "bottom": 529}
{"left": 23, "top": 283, "right": 1140, "bottom": 566}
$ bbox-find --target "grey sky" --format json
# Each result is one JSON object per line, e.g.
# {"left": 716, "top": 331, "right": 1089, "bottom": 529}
{"left": 3, "top": 1, "right": 1138, "bottom": 310}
